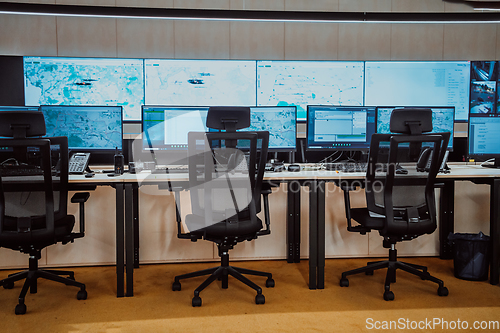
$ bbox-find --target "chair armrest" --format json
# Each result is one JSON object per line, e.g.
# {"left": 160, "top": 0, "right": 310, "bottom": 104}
{"left": 340, "top": 185, "right": 370, "bottom": 235}
{"left": 71, "top": 192, "right": 90, "bottom": 203}
{"left": 70, "top": 192, "right": 90, "bottom": 239}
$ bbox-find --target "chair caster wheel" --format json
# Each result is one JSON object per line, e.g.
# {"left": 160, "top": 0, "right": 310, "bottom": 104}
{"left": 255, "top": 294, "right": 265, "bottom": 304}
{"left": 172, "top": 281, "right": 181, "bottom": 291}
{"left": 438, "top": 286, "right": 449, "bottom": 297}
{"left": 77, "top": 290, "right": 87, "bottom": 300}
{"left": 383, "top": 291, "right": 394, "bottom": 301}
{"left": 15, "top": 303, "right": 26, "bottom": 315}
{"left": 365, "top": 270, "right": 374, "bottom": 276}
{"left": 339, "top": 278, "right": 349, "bottom": 287}
{"left": 192, "top": 296, "right": 202, "bottom": 307}
{"left": 266, "top": 278, "right": 275, "bottom": 288}
{"left": 3, "top": 282, "right": 14, "bottom": 289}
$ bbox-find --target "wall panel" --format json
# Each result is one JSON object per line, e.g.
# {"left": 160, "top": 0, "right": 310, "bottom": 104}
{"left": 285, "top": 22, "right": 338, "bottom": 60}
{"left": 0, "top": 14, "right": 57, "bottom": 56}
{"left": 56, "top": 17, "right": 117, "bottom": 57}
{"left": 230, "top": 21, "right": 285, "bottom": 60}
{"left": 338, "top": 23, "right": 391, "bottom": 60}
{"left": 117, "top": 18, "right": 174, "bottom": 59}
{"left": 443, "top": 24, "right": 497, "bottom": 60}
{"left": 390, "top": 24, "right": 444, "bottom": 60}
{"left": 174, "top": 20, "right": 230, "bottom": 59}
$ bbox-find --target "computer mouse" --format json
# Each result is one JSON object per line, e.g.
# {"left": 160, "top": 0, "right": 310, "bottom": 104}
{"left": 395, "top": 168, "right": 408, "bottom": 175}
{"left": 85, "top": 172, "right": 95, "bottom": 178}
{"left": 287, "top": 164, "right": 301, "bottom": 172}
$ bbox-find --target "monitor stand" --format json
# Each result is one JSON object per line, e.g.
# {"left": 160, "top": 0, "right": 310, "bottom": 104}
{"left": 481, "top": 157, "right": 500, "bottom": 169}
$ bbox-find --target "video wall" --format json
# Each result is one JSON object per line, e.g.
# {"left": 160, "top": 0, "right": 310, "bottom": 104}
{"left": 22, "top": 57, "right": 473, "bottom": 122}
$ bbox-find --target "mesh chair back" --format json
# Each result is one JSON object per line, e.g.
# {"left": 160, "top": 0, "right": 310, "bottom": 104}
{"left": 186, "top": 131, "right": 269, "bottom": 234}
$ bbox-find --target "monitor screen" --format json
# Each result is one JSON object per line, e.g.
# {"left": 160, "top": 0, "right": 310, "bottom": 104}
{"left": 365, "top": 61, "right": 470, "bottom": 122}
{"left": 142, "top": 106, "right": 209, "bottom": 152}
{"left": 375, "top": 106, "right": 455, "bottom": 150}
{"left": 39, "top": 105, "right": 123, "bottom": 151}
{"left": 24, "top": 56, "right": 144, "bottom": 121}
{"left": 470, "top": 61, "right": 499, "bottom": 114}
{"left": 468, "top": 114, "right": 500, "bottom": 162}
{"left": 257, "top": 61, "right": 365, "bottom": 121}
{"left": 144, "top": 59, "right": 256, "bottom": 107}
{"left": 306, "top": 105, "right": 376, "bottom": 151}
{"left": 240, "top": 106, "right": 297, "bottom": 151}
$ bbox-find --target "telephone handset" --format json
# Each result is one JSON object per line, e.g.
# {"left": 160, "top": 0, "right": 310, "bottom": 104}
{"left": 69, "top": 152, "right": 91, "bottom": 174}
{"left": 417, "top": 148, "right": 449, "bottom": 172}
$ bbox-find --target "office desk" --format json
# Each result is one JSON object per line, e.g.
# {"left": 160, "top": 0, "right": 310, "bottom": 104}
{"left": 274, "top": 164, "right": 500, "bottom": 289}
{"left": 67, "top": 174, "right": 130, "bottom": 297}
{"left": 83, "top": 164, "right": 500, "bottom": 296}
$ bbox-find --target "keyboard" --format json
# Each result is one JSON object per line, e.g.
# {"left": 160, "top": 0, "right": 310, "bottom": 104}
{"left": 324, "top": 162, "right": 367, "bottom": 173}
{"left": 152, "top": 167, "right": 188, "bottom": 174}
{"left": 0, "top": 165, "right": 44, "bottom": 176}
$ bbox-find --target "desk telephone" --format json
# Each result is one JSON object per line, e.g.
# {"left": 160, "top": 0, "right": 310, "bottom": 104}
{"left": 69, "top": 152, "right": 90, "bottom": 174}
{"left": 417, "top": 148, "right": 449, "bottom": 173}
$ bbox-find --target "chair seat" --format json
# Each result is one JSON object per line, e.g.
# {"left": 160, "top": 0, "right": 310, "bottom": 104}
{"left": 2, "top": 215, "right": 75, "bottom": 249}
{"left": 350, "top": 208, "right": 385, "bottom": 230}
{"left": 186, "top": 213, "right": 263, "bottom": 237}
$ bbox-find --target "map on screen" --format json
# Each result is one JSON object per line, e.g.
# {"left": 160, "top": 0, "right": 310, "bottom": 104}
{"left": 145, "top": 59, "right": 256, "bottom": 106}
{"left": 245, "top": 107, "right": 296, "bottom": 150}
{"left": 24, "top": 57, "right": 144, "bottom": 121}
{"left": 40, "top": 105, "right": 122, "bottom": 150}
{"left": 256, "top": 61, "right": 365, "bottom": 120}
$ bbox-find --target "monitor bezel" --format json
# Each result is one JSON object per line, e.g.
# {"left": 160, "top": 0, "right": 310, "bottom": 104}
{"left": 375, "top": 105, "right": 455, "bottom": 151}
{"left": 305, "top": 105, "right": 376, "bottom": 152}
{"left": 39, "top": 104, "right": 124, "bottom": 153}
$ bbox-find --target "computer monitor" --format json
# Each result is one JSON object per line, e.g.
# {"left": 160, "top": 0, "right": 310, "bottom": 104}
{"left": 24, "top": 56, "right": 144, "bottom": 121}
{"left": 257, "top": 61, "right": 365, "bottom": 121}
{"left": 240, "top": 106, "right": 297, "bottom": 152}
{"left": 468, "top": 114, "right": 500, "bottom": 168}
{"left": 376, "top": 106, "right": 455, "bottom": 150}
{"left": 142, "top": 105, "right": 209, "bottom": 152}
{"left": 144, "top": 59, "right": 256, "bottom": 107}
{"left": 470, "top": 61, "right": 498, "bottom": 114}
{"left": 39, "top": 105, "right": 123, "bottom": 152}
{"left": 365, "top": 61, "right": 470, "bottom": 122}
{"left": 306, "top": 105, "right": 376, "bottom": 151}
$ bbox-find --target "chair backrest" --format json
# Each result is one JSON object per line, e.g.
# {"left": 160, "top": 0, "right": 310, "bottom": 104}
{"left": 365, "top": 109, "right": 450, "bottom": 239}
{"left": 186, "top": 130, "right": 269, "bottom": 236}
{"left": 0, "top": 111, "right": 69, "bottom": 249}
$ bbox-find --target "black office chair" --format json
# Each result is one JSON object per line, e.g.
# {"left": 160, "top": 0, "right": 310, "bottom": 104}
{"left": 339, "top": 108, "right": 451, "bottom": 301}
{"left": 172, "top": 106, "right": 274, "bottom": 307}
{"left": 0, "top": 111, "right": 89, "bottom": 315}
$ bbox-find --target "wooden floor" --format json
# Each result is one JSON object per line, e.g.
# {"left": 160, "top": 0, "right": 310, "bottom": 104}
{"left": 1, "top": 257, "right": 499, "bottom": 332}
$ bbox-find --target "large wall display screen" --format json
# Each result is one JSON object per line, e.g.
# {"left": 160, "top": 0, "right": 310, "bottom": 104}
{"left": 365, "top": 61, "right": 470, "bottom": 122}
{"left": 145, "top": 59, "right": 256, "bottom": 106}
{"left": 24, "top": 57, "right": 144, "bottom": 121}
{"left": 256, "top": 61, "right": 364, "bottom": 121}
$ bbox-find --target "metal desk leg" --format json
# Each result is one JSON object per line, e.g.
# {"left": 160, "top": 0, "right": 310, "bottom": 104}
{"left": 308, "top": 180, "right": 318, "bottom": 289}
{"left": 439, "top": 180, "right": 455, "bottom": 259}
{"left": 125, "top": 183, "right": 134, "bottom": 296}
{"left": 317, "top": 181, "right": 325, "bottom": 289}
{"left": 490, "top": 179, "right": 499, "bottom": 285}
{"left": 133, "top": 184, "right": 140, "bottom": 268}
{"left": 308, "top": 180, "right": 325, "bottom": 289}
{"left": 287, "top": 181, "right": 301, "bottom": 263}
{"left": 115, "top": 183, "right": 124, "bottom": 297}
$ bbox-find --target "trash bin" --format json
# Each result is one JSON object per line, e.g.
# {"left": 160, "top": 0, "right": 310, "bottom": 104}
{"left": 448, "top": 232, "right": 490, "bottom": 281}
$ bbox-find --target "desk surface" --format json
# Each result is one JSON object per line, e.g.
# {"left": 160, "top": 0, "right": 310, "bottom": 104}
{"left": 68, "top": 163, "right": 500, "bottom": 184}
